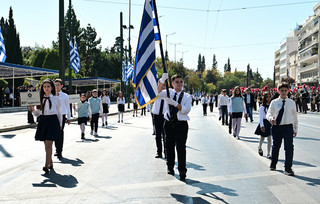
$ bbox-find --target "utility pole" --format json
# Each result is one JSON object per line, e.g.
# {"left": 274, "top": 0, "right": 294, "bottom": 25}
{"left": 128, "top": 0, "right": 132, "bottom": 62}
{"left": 120, "top": 12, "right": 124, "bottom": 93}
{"left": 68, "top": 0, "right": 72, "bottom": 94}
{"left": 59, "top": 0, "right": 65, "bottom": 83}
{"left": 170, "top": 42, "right": 182, "bottom": 62}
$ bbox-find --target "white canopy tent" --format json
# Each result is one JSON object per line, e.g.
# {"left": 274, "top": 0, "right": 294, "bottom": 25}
{"left": 0, "top": 62, "right": 59, "bottom": 107}
{"left": 65, "top": 77, "right": 121, "bottom": 93}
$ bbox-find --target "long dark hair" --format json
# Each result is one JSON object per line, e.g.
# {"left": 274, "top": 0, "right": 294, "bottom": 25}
{"left": 262, "top": 92, "right": 271, "bottom": 113}
{"left": 39, "top": 79, "right": 56, "bottom": 110}
{"left": 232, "top": 86, "right": 242, "bottom": 98}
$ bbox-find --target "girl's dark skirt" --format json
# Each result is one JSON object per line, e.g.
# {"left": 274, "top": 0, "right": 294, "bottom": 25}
{"left": 232, "top": 112, "right": 243, "bottom": 118}
{"left": 78, "top": 117, "right": 88, "bottom": 125}
{"left": 118, "top": 104, "right": 125, "bottom": 112}
{"left": 35, "top": 115, "right": 60, "bottom": 141}
{"left": 254, "top": 119, "right": 271, "bottom": 137}
{"left": 102, "top": 103, "right": 109, "bottom": 113}
{"left": 133, "top": 103, "right": 138, "bottom": 110}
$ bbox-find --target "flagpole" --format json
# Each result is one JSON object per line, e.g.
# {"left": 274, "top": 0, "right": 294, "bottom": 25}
{"left": 68, "top": 0, "right": 73, "bottom": 94}
{"left": 152, "top": 0, "right": 170, "bottom": 98}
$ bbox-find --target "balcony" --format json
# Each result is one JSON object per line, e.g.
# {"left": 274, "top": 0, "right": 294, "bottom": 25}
{"left": 300, "top": 26, "right": 319, "bottom": 41}
{"left": 299, "top": 39, "right": 318, "bottom": 52}
{"left": 299, "top": 47, "right": 318, "bottom": 64}
{"left": 299, "top": 63, "right": 318, "bottom": 72}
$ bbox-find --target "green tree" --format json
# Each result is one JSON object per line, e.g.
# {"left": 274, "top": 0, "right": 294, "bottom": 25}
{"left": 197, "top": 54, "right": 202, "bottom": 72}
{"left": 212, "top": 54, "right": 217, "bottom": 69}
{"left": 79, "top": 24, "right": 101, "bottom": 76}
{"left": 42, "top": 49, "right": 59, "bottom": 70}
{"left": 261, "top": 78, "right": 275, "bottom": 88}
{"left": 0, "top": 7, "right": 23, "bottom": 65}
{"left": 226, "top": 58, "right": 231, "bottom": 72}
{"left": 111, "top": 36, "right": 123, "bottom": 53}
{"left": 201, "top": 56, "right": 206, "bottom": 71}
{"left": 251, "top": 68, "right": 263, "bottom": 88}
{"left": 31, "top": 48, "right": 48, "bottom": 68}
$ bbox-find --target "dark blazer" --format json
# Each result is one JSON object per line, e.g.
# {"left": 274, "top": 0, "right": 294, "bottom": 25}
{"left": 243, "top": 93, "right": 255, "bottom": 106}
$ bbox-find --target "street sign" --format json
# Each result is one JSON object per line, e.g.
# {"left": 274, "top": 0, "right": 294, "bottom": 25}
{"left": 68, "top": 94, "right": 80, "bottom": 104}
{"left": 20, "top": 92, "right": 40, "bottom": 106}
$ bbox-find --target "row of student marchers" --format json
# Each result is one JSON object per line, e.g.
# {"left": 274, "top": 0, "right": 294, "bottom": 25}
{"left": 197, "top": 83, "right": 298, "bottom": 176}
{"left": 28, "top": 78, "right": 127, "bottom": 174}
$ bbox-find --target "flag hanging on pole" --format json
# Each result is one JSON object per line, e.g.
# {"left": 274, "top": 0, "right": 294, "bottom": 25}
{"left": 74, "top": 37, "right": 81, "bottom": 71}
{"left": 69, "top": 37, "right": 80, "bottom": 73}
{"left": 0, "top": 27, "right": 7, "bottom": 63}
{"left": 133, "top": 0, "right": 158, "bottom": 108}
{"left": 122, "top": 60, "right": 127, "bottom": 82}
{"left": 126, "top": 62, "right": 134, "bottom": 81}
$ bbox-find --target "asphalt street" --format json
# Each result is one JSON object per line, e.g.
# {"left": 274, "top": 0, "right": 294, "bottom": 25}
{"left": 0, "top": 104, "right": 319, "bottom": 203}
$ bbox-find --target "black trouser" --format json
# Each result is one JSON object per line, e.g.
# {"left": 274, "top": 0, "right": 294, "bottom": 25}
{"left": 302, "top": 101, "right": 307, "bottom": 113}
{"left": 164, "top": 120, "right": 188, "bottom": 173}
{"left": 55, "top": 115, "right": 66, "bottom": 155}
{"left": 154, "top": 114, "right": 166, "bottom": 156}
{"left": 141, "top": 107, "right": 146, "bottom": 115}
{"left": 196, "top": 100, "right": 198, "bottom": 105}
{"left": 209, "top": 103, "right": 214, "bottom": 112}
{"left": 91, "top": 113, "right": 99, "bottom": 132}
{"left": 296, "top": 102, "right": 302, "bottom": 112}
{"left": 27, "top": 110, "right": 35, "bottom": 123}
{"left": 317, "top": 103, "right": 320, "bottom": 112}
{"left": 221, "top": 105, "right": 228, "bottom": 125}
{"left": 271, "top": 124, "right": 294, "bottom": 171}
{"left": 202, "top": 104, "right": 207, "bottom": 115}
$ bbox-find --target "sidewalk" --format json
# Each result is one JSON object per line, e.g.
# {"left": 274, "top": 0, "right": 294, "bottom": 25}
{"left": 0, "top": 103, "right": 134, "bottom": 133}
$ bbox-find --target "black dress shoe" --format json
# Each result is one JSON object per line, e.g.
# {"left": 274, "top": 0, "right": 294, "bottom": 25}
{"left": 167, "top": 169, "right": 174, "bottom": 175}
{"left": 155, "top": 154, "right": 162, "bottom": 158}
{"left": 179, "top": 172, "right": 186, "bottom": 181}
{"left": 54, "top": 153, "right": 58, "bottom": 156}
{"left": 57, "top": 154, "right": 62, "bottom": 159}
{"left": 43, "top": 167, "right": 49, "bottom": 174}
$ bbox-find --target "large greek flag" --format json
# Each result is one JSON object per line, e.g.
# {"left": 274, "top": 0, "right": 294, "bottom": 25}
{"left": 0, "top": 27, "right": 6, "bottom": 63}
{"left": 133, "top": 0, "right": 158, "bottom": 108}
{"left": 69, "top": 37, "right": 80, "bottom": 73}
{"left": 151, "top": 3, "right": 160, "bottom": 42}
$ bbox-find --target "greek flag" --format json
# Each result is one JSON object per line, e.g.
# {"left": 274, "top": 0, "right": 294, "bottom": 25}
{"left": 133, "top": 0, "right": 158, "bottom": 108}
{"left": 0, "top": 27, "right": 6, "bottom": 63}
{"left": 151, "top": 3, "right": 160, "bottom": 42}
{"left": 69, "top": 37, "right": 80, "bottom": 73}
{"left": 126, "top": 62, "right": 134, "bottom": 81}
{"left": 122, "top": 60, "right": 127, "bottom": 82}
{"left": 74, "top": 37, "right": 80, "bottom": 70}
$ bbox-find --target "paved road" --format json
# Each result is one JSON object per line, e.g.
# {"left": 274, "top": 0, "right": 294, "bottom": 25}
{"left": 0, "top": 104, "right": 319, "bottom": 203}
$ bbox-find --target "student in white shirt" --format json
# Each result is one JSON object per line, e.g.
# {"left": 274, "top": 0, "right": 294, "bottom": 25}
{"left": 201, "top": 94, "right": 209, "bottom": 116}
{"left": 117, "top": 91, "right": 125, "bottom": 123}
{"left": 54, "top": 79, "right": 71, "bottom": 159}
{"left": 267, "top": 82, "right": 298, "bottom": 176}
{"left": 101, "top": 89, "right": 111, "bottom": 127}
{"left": 218, "top": 89, "right": 229, "bottom": 125}
{"left": 254, "top": 92, "right": 272, "bottom": 159}
{"left": 31, "top": 79, "right": 62, "bottom": 174}
{"left": 158, "top": 74, "right": 192, "bottom": 181}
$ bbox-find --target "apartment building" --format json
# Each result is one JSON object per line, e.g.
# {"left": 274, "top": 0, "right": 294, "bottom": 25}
{"left": 296, "top": 2, "right": 320, "bottom": 86}
{"left": 274, "top": 49, "right": 280, "bottom": 86}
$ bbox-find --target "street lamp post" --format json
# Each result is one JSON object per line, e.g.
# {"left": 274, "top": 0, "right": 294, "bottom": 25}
{"left": 170, "top": 42, "right": 182, "bottom": 62}
{"left": 165, "top": 32, "right": 175, "bottom": 59}
{"left": 178, "top": 50, "right": 188, "bottom": 62}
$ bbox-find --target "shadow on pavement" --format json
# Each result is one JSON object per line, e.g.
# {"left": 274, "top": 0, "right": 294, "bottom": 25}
{"left": 294, "top": 175, "right": 320, "bottom": 186}
{"left": 278, "top": 159, "right": 316, "bottom": 167}
{"left": 186, "top": 162, "right": 206, "bottom": 171}
{"left": 0, "top": 134, "right": 16, "bottom": 139}
{"left": 76, "top": 138, "right": 99, "bottom": 143}
{"left": 105, "top": 125, "right": 118, "bottom": 130}
{"left": 56, "top": 157, "right": 84, "bottom": 167}
{"left": 32, "top": 169, "right": 78, "bottom": 188}
{"left": 0, "top": 144, "right": 12, "bottom": 157}
{"left": 94, "top": 135, "right": 112, "bottom": 139}
{"left": 186, "top": 146, "right": 200, "bottom": 151}
{"left": 171, "top": 193, "right": 211, "bottom": 203}
{"left": 295, "top": 137, "right": 320, "bottom": 141}
{"left": 171, "top": 178, "right": 238, "bottom": 203}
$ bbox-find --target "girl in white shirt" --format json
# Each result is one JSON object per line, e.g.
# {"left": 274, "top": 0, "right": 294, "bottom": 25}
{"left": 117, "top": 91, "right": 125, "bottom": 123}
{"left": 31, "top": 79, "right": 62, "bottom": 174}
{"left": 101, "top": 89, "right": 111, "bottom": 126}
{"left": 254, "top": 92, "right": 272, "bottom": 159}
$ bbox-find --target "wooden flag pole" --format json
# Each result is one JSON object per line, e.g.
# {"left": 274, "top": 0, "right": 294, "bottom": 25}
{"left": 152, "top": 0, "right": 170, "bottom": 98}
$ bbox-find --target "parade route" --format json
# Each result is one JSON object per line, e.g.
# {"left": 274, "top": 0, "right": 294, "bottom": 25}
{"left": 0, "top": 105, "right": 319, "bottom": 203}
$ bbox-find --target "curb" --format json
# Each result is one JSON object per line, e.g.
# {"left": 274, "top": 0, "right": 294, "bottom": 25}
{"left": 0, "top": 109, "right": 134, "bottom": 133}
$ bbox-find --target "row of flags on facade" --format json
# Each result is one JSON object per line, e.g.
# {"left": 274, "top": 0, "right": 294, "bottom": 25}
{"left": 69, "top": 37, "right": 80, "bottom": 73}
{"left": 0, "top": 27, "right": 7, "bottom": 63}
{"left": 122, "top": 60, "right": 134, "bottom": 85}
{"left": 133, "top": 0, "right": 161, "bottom": 108}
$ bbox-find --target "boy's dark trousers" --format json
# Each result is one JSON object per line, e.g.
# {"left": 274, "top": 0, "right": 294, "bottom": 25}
{"left": 55, "top": 115, "right": 66, "bottom": 156}
{"left": 209, "top": 103, "right": 214, "bottom": 112}
{"left": 270, "top": 124, "right": 294, "bottom": 171}
{"left": 164, "top": 120, "right": 188, "bottom": 174}
{"left": 154, "top": 114, "right": 166, "bottom": 156}
{"left": 202, "top": 104, "right": 207, "bottom": 115}
{"left": 91, "top": 113, "right": 99, "bottom": 132}
{"left": 221, "top": 105, "right": 228, "bottom": 125}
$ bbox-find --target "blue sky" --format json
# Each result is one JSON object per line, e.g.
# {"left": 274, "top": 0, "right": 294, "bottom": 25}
{"left": 0, "top": 0, "right": 318, "bottom": 79}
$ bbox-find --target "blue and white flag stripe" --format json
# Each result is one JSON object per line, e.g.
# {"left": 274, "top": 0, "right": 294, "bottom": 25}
{"left": 74, "top": 37, "right": 80, "bottom": 70}
{"left": 0, "top": 27, "right": 6, "bottom": 63}
{"left": 122, "top": 60, "right": 127, "bottom": 82}
{"left": 126, "top": 62, "right": 134, "bottom": 80}
{"left": 134, "top": 0, "right": 158, "bottom": 108}
{"left": 151, "top": 3, "right": 160, "bottom": 42}
{"left": 69, "top": 37, "right": 80, "bottom": 73}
